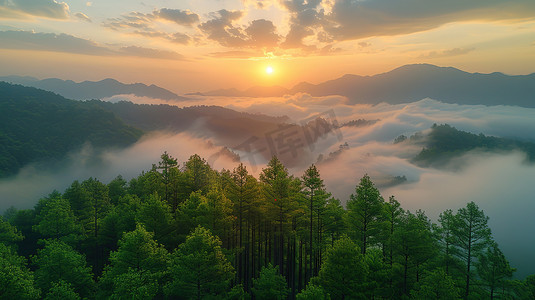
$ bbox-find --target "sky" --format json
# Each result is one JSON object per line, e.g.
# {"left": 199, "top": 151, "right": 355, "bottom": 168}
{"left": 1, "top": 0, "right": 535, "bottom": 93}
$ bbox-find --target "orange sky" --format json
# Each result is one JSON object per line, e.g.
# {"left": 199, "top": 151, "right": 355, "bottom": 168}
{"left": 1, "top": 0, "right": 535, "bottom": 93}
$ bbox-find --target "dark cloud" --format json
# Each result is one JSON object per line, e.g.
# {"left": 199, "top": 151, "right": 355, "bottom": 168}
{"left": 0, "top": 0, "right": 69, "bottom": 19}
{"left": 156, "top": 8, "right": 199, "bottom": 26}
{"left": 322, "top": 0, "right": 535, "bottom": 41}
{"left": 0, "top": 30, "right": 183, "bottom": 60}
{"left": 198, "top": 9, "right": 248, "bottom": 47}
{"left": 280, "top": 0, "right": 324, "bottom": 49}
{"left": 418, "top": 47, "right": 475, "bottom": 59}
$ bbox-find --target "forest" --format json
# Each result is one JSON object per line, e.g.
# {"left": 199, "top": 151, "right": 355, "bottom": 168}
{"left": 0, "top": 82, "right": 143, "bottom": 177}
{"left": 1, "top": 153, "right": 534, "bottom": 299}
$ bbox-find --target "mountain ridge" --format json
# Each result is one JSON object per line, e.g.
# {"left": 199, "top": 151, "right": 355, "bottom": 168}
{"left": 0, "top": 76, "right": 186, "bottom": 101}
{"left": 202, "top": 64, "right": 535, "bottom": 107}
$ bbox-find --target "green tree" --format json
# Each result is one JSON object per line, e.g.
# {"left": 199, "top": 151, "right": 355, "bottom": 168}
{"left": 252, "top": 264, "right": 289, "bottom": 300}
{"left": 107, "top": 175, "right": 127, "bottom": 205}
{"left": 33, "top": 194, "right": 82, "bottom": 244}
{"left": 182, "top": 154, "right": 212, "bottom": 195}
{"left": 392, "top": 210, "right": 436, "bottom": 296}
{"left": 226, "top": 163, "right": 259, "bottom": 287}
{"left": 32, "top": 239, "right": 94, "bottom": 297}
{"left": 136, "top": 192, "right": 174, "bottom": 245}
{"left": 165, "top": 226, "right": 234, "bottom": 299}
{"left": 44, "top": 280, "right": 80, "bottom": 300}
{"left": 318, "top": 235, "right": 368, "bottom": 299}
{"left": 260, "top": 156, "right": 301, "bottom": 275}
{"left": 99, "top": 224, "right": 169, "bottom": 298}
{"left": 476, "top": 242, "right": 515, "bottom": 299}
{"left": 155, "top": 151, "right": 181, "bottom": 210}
{"left": 0, "top": 243, "right": 40, "bottom": 299}
{"left": 0, "top": 215, "right": 23, "bottom": 246}
{"left": 296, "top": 283, "right": 330, "bottom": 300}
{"left": 110, "top": 269, "right": 159, "bottom": 300}
{"left": 435, "top": 209, "right": 459, "bottom": 276}
{"left": 345, "top": 174, "right": 384, "bottom": 254}
{"left": 452, "top": 201, "right": 492, "bottom": 298}
{"left": 301, "top": 164, "right": 330, "bottom": 280}
{"left": 410, "top": 269, "right": 460, "bottom": 299}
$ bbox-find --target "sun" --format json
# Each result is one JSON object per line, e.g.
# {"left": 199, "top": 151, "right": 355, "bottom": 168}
{"left": 265, "top": 66, "right": 274, "bottom": 75}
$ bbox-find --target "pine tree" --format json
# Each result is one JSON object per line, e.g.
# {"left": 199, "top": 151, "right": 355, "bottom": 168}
{"left": 32, "top": 239, "right": 94, "bottom": 297}
{"left": 476, "top": 242, "right": 515, "bottom": 299}
{"left": 252, "top": 264, "right": 289, "bottom": 300}
{"left": 452, "top": 201, "right": 492, "bottom": 299}
{"left": 165, "top": 226, "right": 234, "bottom": 299}
{"left": 345, "top": 174, "right": 384, "bottom": 254}
{"left": 318, "top": 235, "right": 368, "bottom": 299}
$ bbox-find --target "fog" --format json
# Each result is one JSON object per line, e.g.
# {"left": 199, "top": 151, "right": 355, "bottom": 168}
{"left": 2, "top": 94, "right": 535, "bottom": 277}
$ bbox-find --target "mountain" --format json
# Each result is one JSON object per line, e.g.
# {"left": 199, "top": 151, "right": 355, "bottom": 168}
{"left": 0, "top": 76, "right": 186, "bottom": 101}
{"left": 202, "top": 64, "right": 535, "bottom": 107}
{"left": 404, "top": 124, "right": 535, "bottom": 168}
{"left": 0, "top": 82, "right": 143, "bottom": 177}
{"left": 90, "top": 101, "right": 298, "bottom": 153}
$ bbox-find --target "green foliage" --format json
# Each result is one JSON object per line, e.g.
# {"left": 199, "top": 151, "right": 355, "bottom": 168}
{"left": 476, "top": 242, "right": 516, "bottom": 298}
{"left": 33, "top": 193, "right": 82, "bottom": 244}
{"left": 3, "top": 152, "right": 535, "bottom": 299}
{"left": 136, "top": 192, "right": 173, "bottom": 244}
{"left": 452, "top": 201, "right": 492, "bottom": 298}
{"left": 0, "top": 215, "right": 23, "bottom": 246}
{"left": 99, "top": 224, "right": 168, "bottom": 298}
{"left": 318, "top": 235, "right": 368, "bottom": 299}
{"left": 0, "top": 82, "right": 143, "bottom": 177}
{"left": 32, "top": 239, "right": 94, "bottom": 297}
{"left": 412, "top": 124, "right": 535, "bottom": 167}
{"left": 410, "top": 269, "right": 460, "bottom": 299}
{"left": 110, "top": 269, "right": 159, "bottom": 300}
{"left": 165, "top": 226, "right": 234, "bottom": 299}
{"left": 252, "top": 264, "right": 289, "bottom": 300}
{"left": 296, "top": 283, "right": 330, "bottom": 300}
{"left": 0, "top": 243, "right": 40, "bottom": 299}
{"left": 345, "top": 174, "right": 384, "bottom": 254}
{"left": 44, "top": 280, "right": 81, "bottom": 300}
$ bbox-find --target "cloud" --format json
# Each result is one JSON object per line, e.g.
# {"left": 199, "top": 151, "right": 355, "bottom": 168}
{"left": 0, "top": 132, "right": 240, "bottom": 213}
{"left": 245, "top": 19, "right": 280, "bottom": 48}
{"left": 156, "top": 8, "right": 199, "bottom": 26}
{"left": 0, "top": 30, "right": 113, "bottom": 55}
{"left": 102, "top": 10, "right": 193, "bottom": 44}
{"left": 0, "top": 30, "right": 183, "bottom": 60}
{"left": 119, "top": 46, "right": 183, "bottom": 60}
{"left": 418, "top": 47, "right": 475, "bottom": 59}
{"left": 2, "top": 94, "right": 535, "bottom": 276}
{"left": 321, "top": 0, "right": 535, "bottom": 41}
{"left": 0, "top": 0, "right": 69, "bottom": 19}
{"left": 74, "top": 12, "right": 91, "bottom": 23}
{"left": 198, "top": 9, "right": 248, "bottom": 47}
{"left": 280, "top": 0, "right": 324, "bottom": 49}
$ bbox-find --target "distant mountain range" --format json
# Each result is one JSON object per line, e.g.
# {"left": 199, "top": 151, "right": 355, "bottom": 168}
{"left": 0, "top": 76, "right": 186, "bottom": 101}
{"left": 202, "top": 64, "right": 535, "bottom": 107}
{"left": 0, "top": 82, "right": 143, "bottom": 177}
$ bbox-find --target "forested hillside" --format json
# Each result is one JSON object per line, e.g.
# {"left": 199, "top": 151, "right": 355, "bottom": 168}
{"left": 401, "top": 124, "right": 535, "bottom": 167}
{"left": 1, "top": 153, "right": 534, "bottom": 299}
{"left": 0, "top": 82, "right": 143, "bottom": 177}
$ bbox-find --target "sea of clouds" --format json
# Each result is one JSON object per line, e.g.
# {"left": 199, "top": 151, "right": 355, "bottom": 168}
{"left": 2, "top": 94, "right": 535, "bottom": 277}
